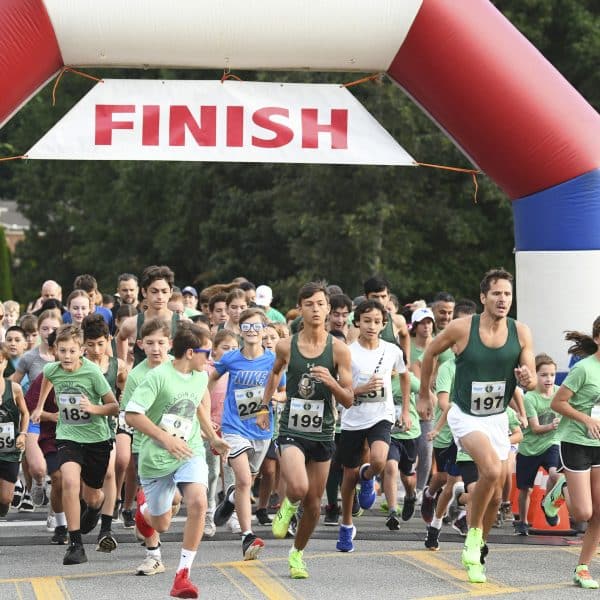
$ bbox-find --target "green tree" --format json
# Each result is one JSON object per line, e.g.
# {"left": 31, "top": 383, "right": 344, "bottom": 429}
{"left": 0, "top": 227, "right": 13, "bottom": 299}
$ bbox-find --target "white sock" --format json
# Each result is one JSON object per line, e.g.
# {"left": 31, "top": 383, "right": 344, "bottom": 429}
{"left": 424, "top": 488, "right": 434, "bottom": 499}
{"left": 228, "top": 489, "right": 235, "bottom": 503}
{"left": 178, "top": 548, "right": 197, "bottom": 573}
{"left": 290, "top": 546, "right": 302, "bottom": 555}
{"left": 431, "top": 516, "right": 443, "bottom": 529}
{"left": 242, "top": 530, "right": 252, "bottom": 538}
{"left": 458, "top": 509, "right": 467, "bottom": 520}
{"left": 55, "top": 512, "right": 67, "bottom": 527}
{"left": 147, "top": 545, "right": 161, "bottom": 560}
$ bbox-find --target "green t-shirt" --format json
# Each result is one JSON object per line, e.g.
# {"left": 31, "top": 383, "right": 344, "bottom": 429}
{"left": 557, "top": 355, "right": 600, "bottom": 447}
{"left": 410, "top": 344, "right": 425, "bottom": 366}
{"left": 121, "top": 358, "right": 152, "bottom": 453}
{"left": 519, "top": 387, "right": 560, "bottom": 456}
{"left": 391, "top": 372, "right": 421, "bottom": 440}
{"left": 433, "top": 359, "right": 455, "bottom": 449}
{"left": 265, "top": 307, "right": 286, "bottom": 324}
{"left": 44, "top": 357, "right": 112, "bottom": 444}
{"left": 128, "top": 361, "right": 208, "bottom": 478}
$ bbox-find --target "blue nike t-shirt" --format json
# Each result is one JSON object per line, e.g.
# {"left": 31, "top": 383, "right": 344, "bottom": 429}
{"left": 216, "top": 349, "right": 285, "bottom": 440}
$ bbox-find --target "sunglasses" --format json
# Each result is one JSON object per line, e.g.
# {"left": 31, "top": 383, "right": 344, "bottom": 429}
{"left": 240, "top": 323, "right": 264, "bottom": 332}
{"left": 192, "top": 348, "right": 211, "bottom": 356}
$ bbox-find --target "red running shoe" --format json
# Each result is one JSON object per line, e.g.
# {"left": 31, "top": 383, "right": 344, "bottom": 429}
{"left": 135, "top": 489, "right": 155, "bottom": 539}
{"left": 170, "top": 568, "right": 198, "bottom": 598}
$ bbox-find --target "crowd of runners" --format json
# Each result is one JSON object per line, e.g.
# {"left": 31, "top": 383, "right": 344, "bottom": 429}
{"left": 1, "top": 266, "right": 600, "bottom": 597}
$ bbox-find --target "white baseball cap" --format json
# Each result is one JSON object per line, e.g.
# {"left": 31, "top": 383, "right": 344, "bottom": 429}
{"left": 411, "top": 307, "right": 435, "bottom": 325}
{"left": 255, "top": 285, "right": 273, "bottom": 306}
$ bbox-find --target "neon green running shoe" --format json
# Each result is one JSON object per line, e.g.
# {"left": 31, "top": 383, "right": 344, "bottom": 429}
{"left": 574, "top": 565, "right": 599, "bottom": 589}
{"left": 289, "top": 548, "right": 308, "bottom": 579}
{"left": 542, "top": 474, "right": 566, "bottom": 526}
{"left": 272, "top": 497, "right": 298, "bottom": 539}
{"left": 461, "top": 527, "right": 483, "bottom": 567}
{"left": 466, "top": 563, "right": 487, "bottom": 584}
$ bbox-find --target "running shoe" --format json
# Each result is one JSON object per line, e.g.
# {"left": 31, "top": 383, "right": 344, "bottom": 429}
{"left": 170, "top": 567, "right": 198, "bottom": 598}
{"left": 96, "top": 530, "right": 118, "bottom": 553}
{"left": 352, "top": 491, "right": 363, "bottom": 517}
{"left": 30, "top": 479, "right": 46, "bottom": 506}
{"left": 135, "top": 501, "right": 155, "bottom": 539}
{"left": 357, "top": 464, "right": 376, "bottom": 510}
{"left": 80, "top": 505, "right": 102, "bottom": 534}
{"left": 51, "top": 525, "right": 68, "bottom": 545}
{"left": 255, "top": 508, "right": 273, "bottom": 525}
{"left": 574, "top": 565, "right": 600, "bottom": 589}
{"left": 335, "top": 524, "right": 356, "bottom": 552}
{"left": 63, "top": 542, "right": 88, "bottom": 565}
{"left": 480, "top": 542, "right": 489, "bottom": 565}
{"left": 542, "top": 474, "right": 566, "bottom": 526}
{"left": 11, "top": 479, "right": 23, "bottom": 508}
{"left": 452, "top": 515, "right": 468, "bottom": 536}
{"left": 204, "top": 514, "right": 216, "bottom": 538}
{"left": 289, "top": 548, "right": 308, "bottom": 579}
{"left": 112, "top": 500, "right": 122, "bottom": 521}
{"left": 214, "top": 484, "right": 235, "bottom": 526}
{"left": 18, "top": 492, "right": 34, "bottom": 512}
{"left": 379, "top": 499, "right": 389, "bottom": 513}
{"left": 514, "top": 520, "right": 529, "bottom": 536}
{"left": 227, "top": 512, "right": 242, "bottom": 534}
{"left": 386, "top": 510, "right": 400, "bottom": 531}
{"left": 136, "top": 555, "right": 165, "bottom": 576}
{"left": 461, "top": 527, "right": 483, "bottom": 567}
{"left": 286, "top": 514, "right": 297, "bottom": 538}
{"left": 401, "top": 494, "right": 417, "bottom": 521}
{"left": 500, "top": 501, "right": 513, "bottom": 522}
{"left": 121, "top": 509, "right": 135, "bottom": 529}
{"left": 324, "top": 504, "right": 340, "bottom": 526}
{"left": 272, "top": 497, "right": 298, "bottom": 539}
{"left": 420, "top": 486, "right": 437, "bottom": 524}
{"left": 466, "top": 563, "right": 487, "bottom": 584}
{"left": 242, "top": 533, "right": 265, "bottom": 560}
{"left": 425, "top": 525, "right": 440, "bottom": 551}
{"left": 46, "top": 511, "right": 57, "bottom": 532}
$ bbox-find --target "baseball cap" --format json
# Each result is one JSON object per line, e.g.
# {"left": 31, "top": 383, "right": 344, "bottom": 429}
{"left": 182, "top": 286, "right": 198, "bottom": 297}
{"left": 411, "top": 307, "right": 434, "bottom": 325}
{"left": 255, "top": 285, "right": 273, "bottom": 306}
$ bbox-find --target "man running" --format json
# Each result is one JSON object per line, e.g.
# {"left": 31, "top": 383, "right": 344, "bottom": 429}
{"left": 418, "top": 268, "right": 535, "bottom": 583}
{"left": 260, "top": 282, "right": 353, "bottom": 579}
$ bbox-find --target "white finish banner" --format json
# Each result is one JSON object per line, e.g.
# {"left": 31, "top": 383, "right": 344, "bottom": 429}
{"left": 27, "top": 80, "right": 415, "bottom": 165}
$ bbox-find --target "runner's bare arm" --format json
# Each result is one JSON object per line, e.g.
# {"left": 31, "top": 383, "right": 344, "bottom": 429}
{"left": 394, "top": 313, "right": 411, "bottom": 368}
{"left": 116, "top": 315, "right": 136, "bottom": 361}
{"left": 311, "top": 338, "right": 353, "bottom": 409}
{"left": 197, "top": 390, "right": 230, "bottom": 457}
{"left": 515, "top": 323, "right": 537, "bottom": 391}
{"left": 31, "top": 376, "right": 53, "bottom": 423}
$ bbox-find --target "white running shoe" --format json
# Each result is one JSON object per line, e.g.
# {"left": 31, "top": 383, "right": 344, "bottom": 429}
{"left": 31, "top": 479, "right": 46, "bottom": 506}
{"left": 46, "top": 511, "right": 57, "bottom": 532}
{"left": 227, "top": 512, "right": 242, "bottom": 534}
{"left": 135, "top": 555, "right": 165, "bottom": 576}
{"left": 204, "top": 514, "right": 216, "bottom": 538}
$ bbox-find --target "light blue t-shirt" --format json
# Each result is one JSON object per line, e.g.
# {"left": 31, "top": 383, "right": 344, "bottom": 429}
{"left": 216, "top": 349, "right": 285, "bottom": 440}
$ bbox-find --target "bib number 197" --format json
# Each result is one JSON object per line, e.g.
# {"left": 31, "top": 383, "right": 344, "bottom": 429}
{"left": 470, "top": 381, "right": 505, "bottom": 416}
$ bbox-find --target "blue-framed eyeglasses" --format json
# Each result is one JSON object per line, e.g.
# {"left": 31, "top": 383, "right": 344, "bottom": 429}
{"left": 192, "top": 348, "right": 211, "bottom": 356}
{"left": 240, "top": 322, "right": 264, "bottom": 332}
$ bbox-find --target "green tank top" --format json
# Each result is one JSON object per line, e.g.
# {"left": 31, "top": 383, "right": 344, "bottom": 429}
{"left": 380, "top": 316, "right": 398, "bottom": 346}
{"left": 103, "top": 356, "right": 119, "bottom": 438}
{"left": 0, "top": 379, "right": 21, "bottom": 463}
{"left": 279, "top": 333, "right": 336, "bottom": 442}
{"left": 133, "top": 312, "right": 180, "bottom": 366}
{"left": 452, "top": 315, "right": 521, "bottom": 417}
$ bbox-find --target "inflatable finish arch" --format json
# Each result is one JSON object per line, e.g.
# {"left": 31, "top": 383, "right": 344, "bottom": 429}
{"left": 1, "top": 0, "right": 600, "bottom": 372}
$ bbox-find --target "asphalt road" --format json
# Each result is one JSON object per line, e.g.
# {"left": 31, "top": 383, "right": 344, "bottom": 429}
{"left": 0, "top": 501, "right": 593, "bottom": 600}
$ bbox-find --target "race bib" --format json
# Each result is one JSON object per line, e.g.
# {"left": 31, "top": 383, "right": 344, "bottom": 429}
{"left": 0, "top": 422, "right": 15, "bottom": 452}
{"left": 234, "top": 386, "right": 265, "bottom": 421}
{"left": 355, "top": 371, "right": 386, "bottom": 404}
{"left": 159, "top": 413, "right": 193, "bottom": 441}
{"left": 288, "top": 398, "right": 324, "bottom": 433}
{"left": 470, "top": 381, "right": 506, "bottom": 416}
{"left": 118, "top": 410, "right": 134, "bottom": 434}
{"left": 58, "top": 393, "right": 91, "bottom": 425}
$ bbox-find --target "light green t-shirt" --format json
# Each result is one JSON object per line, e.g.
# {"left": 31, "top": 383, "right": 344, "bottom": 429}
{"left": 557, "top": 355, "right": 600, "bottom": 447}
{"left": 391, "top": 372, "right": 421, "bottom": 440}
{"left": 121, "top": 359, "right": 153, "bottom": 453}
{"left": 44, "top": 357, "right": 112, "bottom": 444}
{"left": 265, "top": 307, "right": 286, "bottom": 324}
{"left": 128, "top": 361, "right": 208, "bottom": 478}
{"left": 410, "top": 344, "right": 425, "bottom": 366}
{"left": 433, "top": 359, "right": 455, "bottom": 449}
{"left": 519, "top": 387, "right": 560, "bottom": 456}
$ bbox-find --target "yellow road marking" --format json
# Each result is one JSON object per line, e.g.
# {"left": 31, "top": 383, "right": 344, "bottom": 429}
{"left": 30, "top": 577, "right": 67, "bottom": 600}
{"left": 233, "top": 562, "right": 298, "bottom": 600}
{"left": 397, "top": 551, "right": 519, "bottom": 597}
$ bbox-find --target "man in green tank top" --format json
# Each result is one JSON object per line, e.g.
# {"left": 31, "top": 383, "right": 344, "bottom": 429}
{"left": 116, "top": 265, "right": 179, "bottom": 366}
{"left": 258, "top": 282, "right": 353, "bottom": 580}
{"left": 418, "top": 268, "right": 535, "bottom": 584}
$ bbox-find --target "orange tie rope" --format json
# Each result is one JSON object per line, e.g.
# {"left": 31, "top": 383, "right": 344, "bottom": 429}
{"left": 415, "top": 162, "right": 481, "bottom": 203}
{"left": 342, "top": 73, "right": 384, "bottom": 88}
{"left": 221, "top": 67, "right": 242, "bottom": 83}
{"left": 52, "top": 67, "right": 103, "bottom": 106}
{"left": 0, "top": 155, "right": 26, "bottom": 162}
